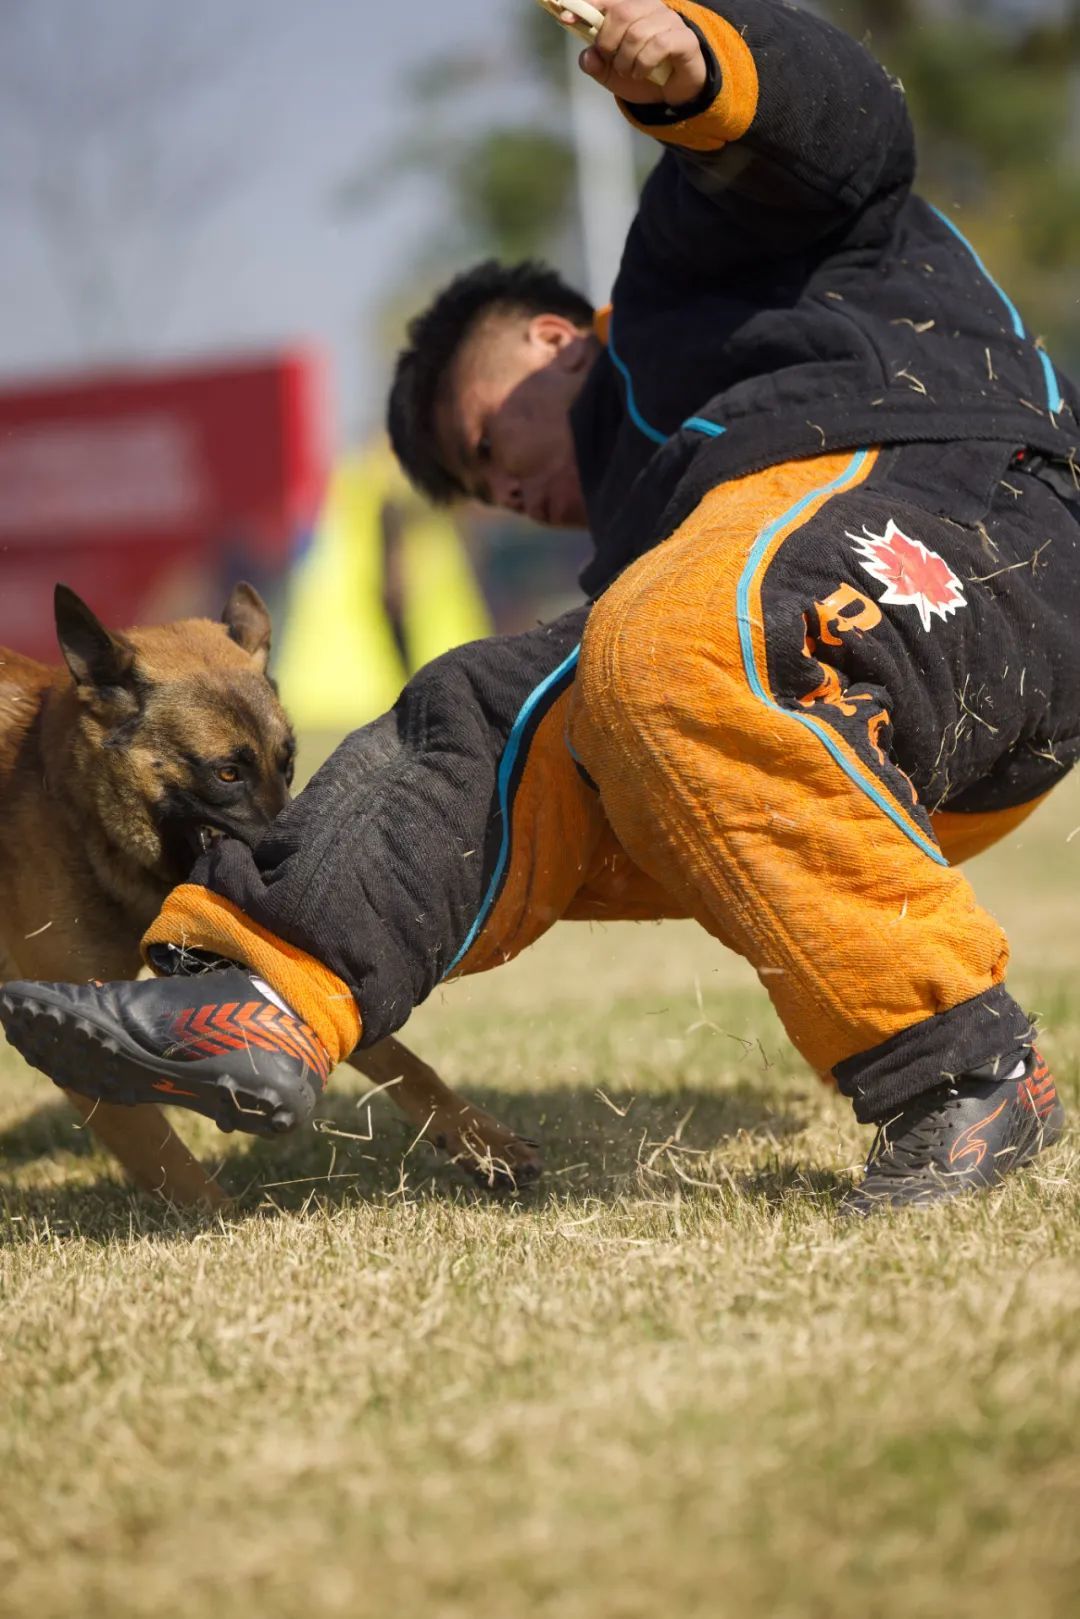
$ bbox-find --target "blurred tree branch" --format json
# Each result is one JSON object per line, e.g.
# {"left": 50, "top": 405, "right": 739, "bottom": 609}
{"left": 335, "top": 8, "right": 581, "bottom": 265}
{"left": 0, "top": 0, "right": 256, "bottom": 360}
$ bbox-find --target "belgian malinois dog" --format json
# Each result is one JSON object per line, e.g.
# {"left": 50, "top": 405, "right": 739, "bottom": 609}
{"left": 0, "top": 586, "right": 540, "bottom": 1203}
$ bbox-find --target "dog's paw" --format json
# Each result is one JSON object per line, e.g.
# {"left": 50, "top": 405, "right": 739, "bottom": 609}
{"left": 431, "top": 1115, "right": 543, "bottom": 1193}
{"left": 460, "top": 1131, "right": 543, "bottom": 1194}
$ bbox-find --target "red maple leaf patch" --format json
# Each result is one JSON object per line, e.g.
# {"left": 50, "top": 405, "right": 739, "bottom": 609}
{"left": 848, "top": 519, "right": 967, "bottom": 632}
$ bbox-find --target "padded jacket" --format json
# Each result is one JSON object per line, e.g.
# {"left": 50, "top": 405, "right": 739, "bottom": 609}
{"left": 572, "top": 0, "right": 1079, "bottom": 594}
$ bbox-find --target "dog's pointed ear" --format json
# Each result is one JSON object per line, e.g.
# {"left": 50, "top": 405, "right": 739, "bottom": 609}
{"left": 222, "top": 581, "right": 272, "bottom": 672}
{"left": 54, "top": 584, "right": 137, "bottom": 693}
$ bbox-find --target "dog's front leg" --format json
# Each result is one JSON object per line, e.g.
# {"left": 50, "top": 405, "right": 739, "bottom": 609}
{"left": 346, "top": 1039, "right": 541, "bottom": 1191}
{"left": 63, "top": 1091, "right": 229, "bottom": 1208}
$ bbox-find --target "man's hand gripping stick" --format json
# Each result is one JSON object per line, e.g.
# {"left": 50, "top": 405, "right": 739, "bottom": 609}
{"left": 533, "top": 0, "right": 674, "bottom": 89}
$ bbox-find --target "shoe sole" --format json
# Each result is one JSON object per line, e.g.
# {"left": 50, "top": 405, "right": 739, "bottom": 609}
{"left": 0, "top": 987, "right": 311, "bottom": 1139}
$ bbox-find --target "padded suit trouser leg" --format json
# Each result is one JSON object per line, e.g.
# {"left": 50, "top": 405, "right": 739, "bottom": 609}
{"left": 569, "top": 451, "right": 1040, "bottom": 1121}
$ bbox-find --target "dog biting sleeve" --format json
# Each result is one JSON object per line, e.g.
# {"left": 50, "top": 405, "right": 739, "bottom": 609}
{"left": 145, "top": 608, "right": 598, "bottom": 1051}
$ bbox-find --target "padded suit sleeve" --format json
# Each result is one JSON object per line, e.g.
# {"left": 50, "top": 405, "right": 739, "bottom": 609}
{"left": 190, "top": 607, "right": 589, "bottom": 1046}
{"left": 622, "top": 0, "right": 915, "bottom": 274}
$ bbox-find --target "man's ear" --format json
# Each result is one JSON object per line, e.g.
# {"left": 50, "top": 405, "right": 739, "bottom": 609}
{"left": 527, "top": 313, "right": 595, "bottom": 375}
{"left": 528, "top": 312, "right": 588, "bottom": 356}
{"left": 222, "top": 581, "right": 272, "bottom": 672}
{"left": 54, "top": 584, "right": 137, "bottom": 695}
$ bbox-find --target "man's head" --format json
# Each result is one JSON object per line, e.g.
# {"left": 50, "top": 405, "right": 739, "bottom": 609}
{"left": 388, "top": 261, "right": 598, "bottom": 529}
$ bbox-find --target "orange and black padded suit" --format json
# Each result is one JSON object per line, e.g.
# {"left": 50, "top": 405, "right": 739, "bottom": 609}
{"left": 569, "top": 0, "right": 1074, "bottom": 601}
{"left": 140, "top": 690, "right": 1051, "bottom": 1078}
{"left": 140, "top": 439, "right": 1072, "bottom": 1127}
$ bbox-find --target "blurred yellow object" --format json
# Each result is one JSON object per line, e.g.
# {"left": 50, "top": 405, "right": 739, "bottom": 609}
{"left": 276, "top": 441, "right": 491, "bottom": 732}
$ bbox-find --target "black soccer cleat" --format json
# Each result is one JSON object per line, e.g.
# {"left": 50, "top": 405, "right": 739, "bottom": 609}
{"left": 0, "top": 968, "right": 331, "bottom": 1139}
{"left": 841, "top": 1048, "right": 1066, "bottom": 1217}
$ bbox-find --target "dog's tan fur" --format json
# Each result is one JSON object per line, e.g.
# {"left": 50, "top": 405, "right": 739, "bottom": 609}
{"left": 0, "top": 588, "right": 540, "bottom": 1202}
{"left": 0, "top": 586, "right": 296, "bottom": 1205}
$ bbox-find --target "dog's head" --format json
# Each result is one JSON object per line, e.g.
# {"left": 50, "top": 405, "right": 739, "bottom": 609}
{"left": 54, "top": 582, "right": 297, "bottom": 886}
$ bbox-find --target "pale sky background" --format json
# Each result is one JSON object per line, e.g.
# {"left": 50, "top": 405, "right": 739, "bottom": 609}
{"left": 0, "top": 0, "right": 1066, "bottom": 446}
{"left": 0, "top": 0, "right": 556, "bottom": 442}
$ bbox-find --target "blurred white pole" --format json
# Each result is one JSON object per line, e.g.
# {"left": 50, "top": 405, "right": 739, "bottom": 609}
{"left": 566, "top": 35, "right": 639, "bottom": 305}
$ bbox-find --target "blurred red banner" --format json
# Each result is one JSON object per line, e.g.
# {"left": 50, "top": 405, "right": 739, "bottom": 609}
{"left": 0, "top": 347, "right": 332, "bottom": 661}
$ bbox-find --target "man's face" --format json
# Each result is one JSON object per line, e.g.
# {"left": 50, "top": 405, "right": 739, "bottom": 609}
{"left": 435, "top": 313, "right": 598, "bottom": 528}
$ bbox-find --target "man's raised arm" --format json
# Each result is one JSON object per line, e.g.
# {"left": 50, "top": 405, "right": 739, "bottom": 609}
{"left": 578, "top": 0, "right": 915, "bottom": 273}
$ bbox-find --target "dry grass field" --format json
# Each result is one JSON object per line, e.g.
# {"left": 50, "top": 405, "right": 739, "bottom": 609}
{"left": 2, "top": 773, "right": 1078, "bottom": 1619}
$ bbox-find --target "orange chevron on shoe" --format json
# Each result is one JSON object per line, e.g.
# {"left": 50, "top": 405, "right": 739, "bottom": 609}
{"left": 1019, "top": 1049, "right": 1059, "bottom": 1118}
{"left": 174, "top": 1004, "right": 247, "bottom": 1055}
{"left": 249, "top": 1005, "right": 330, "bottom": 1080}
{"left": 1020, "top": 1079, "right": 1059, "bottom": 1118}
{"left": 171, "top": 1000, "right": 331, "bottom": 1087}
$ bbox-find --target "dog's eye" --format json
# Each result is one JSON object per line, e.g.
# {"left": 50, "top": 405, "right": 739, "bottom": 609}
{"left": 216, "top": 765, "right": 241, "bottom": 784}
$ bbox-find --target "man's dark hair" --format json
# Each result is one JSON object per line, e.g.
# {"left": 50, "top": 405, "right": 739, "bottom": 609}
{"left": 387, "top": 259, "right": 594, "bottom": 505}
